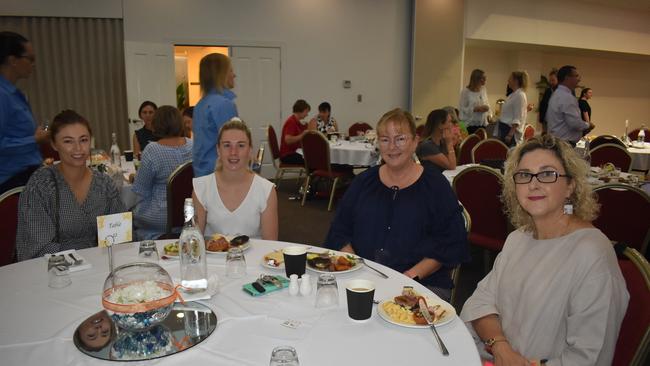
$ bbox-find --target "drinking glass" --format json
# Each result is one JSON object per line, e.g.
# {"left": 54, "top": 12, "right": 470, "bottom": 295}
{"left": 138, "top": 240, "right": 160, "bottom": 263}
{"left": 315, "top": 274, "right": 339, "bottom": 308}
{"left": 270, "top": 346, "right": 299, "bottom": 366}
{"left": 226, "top": 247, "right": 247, "bottom": 278}
{"left": 48, "top": 255, "right": 71, "bottom": 288}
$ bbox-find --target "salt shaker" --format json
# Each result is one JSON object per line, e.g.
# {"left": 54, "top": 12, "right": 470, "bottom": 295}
{"left": 299, "top": 274, "right": 312, "bottom": 296}
{"left": 289, "top": 274, "right": 299, "bottom": 296}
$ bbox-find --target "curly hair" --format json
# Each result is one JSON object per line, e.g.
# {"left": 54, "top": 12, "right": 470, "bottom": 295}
{"left": 502, "top": 134, "right": 598, "bottom": 233}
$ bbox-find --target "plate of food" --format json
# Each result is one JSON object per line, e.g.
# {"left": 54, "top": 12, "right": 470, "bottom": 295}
{"left": 377, "top": 286, "right": 456, "bottom": 328}
{"left": 162, "top": 242, "right": 179, "bottom": 258}
{"left": 306, "top": 250, "right": 362, "bottom": 274}
{"left": 261, "top": 250, "right": 285, "bottom": 270}
{"left": 205, "top": 234, "right": 251, "bottom": 255}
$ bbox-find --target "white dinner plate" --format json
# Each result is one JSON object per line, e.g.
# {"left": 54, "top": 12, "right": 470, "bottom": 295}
{"left": 305, "top": 250, "right": 364, "bottom": 274}
{"left": 377, "top": 297, "right": 456, "bottom": 328}
{"left": 205, "top": 236, "right": 252, "bottom": 256}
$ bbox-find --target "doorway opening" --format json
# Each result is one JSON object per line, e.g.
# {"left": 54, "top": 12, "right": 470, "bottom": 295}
{"left": 174, "top": 45, "right": 229, "bottom": 108}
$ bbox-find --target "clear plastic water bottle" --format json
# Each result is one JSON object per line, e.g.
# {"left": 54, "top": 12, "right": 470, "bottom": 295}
{"left": 638, "top": 125, "right": 646, "bottom": 143}
{"left": 179, "top": 198, "right": 208, "bottom": 293}
{"left": 109, "top": 132, "right": 121, "bottom": 167}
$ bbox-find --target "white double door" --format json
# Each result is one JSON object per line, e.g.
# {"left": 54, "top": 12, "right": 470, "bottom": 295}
{"left": 124, "top": 43, "right": 282, "bottom": 178}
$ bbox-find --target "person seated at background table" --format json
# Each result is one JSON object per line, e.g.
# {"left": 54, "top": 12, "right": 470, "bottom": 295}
{"left": 416, "top": 108, "right": 459, "bottom": 172}
{"left": 460, "top": 134, "right": 628, "bottom": 366}
{"left": 193, "top": 119, "right": 278, "bottom": 240}
{"left": 325, "top": 108, "right": 469, "bottom": 301}
{"left": 308, "top": 101, "right": 338, "bottom": 134}
{"left": 16, "top": 110, "right": 125, "bottom": 261}
{"left": 182, "top": 106, "right": 194, "bottom": 139}
{"left": 443, "top": 106, "right": 467, "bottom": 144}
{"left": 279, "top": 99, "right": 313, "bottom": 165}
{"left": 132, "top": 106, "right": 193, "bottom": 240}
{"left": 132, "top": 100, "right": 158, "bottom": 158}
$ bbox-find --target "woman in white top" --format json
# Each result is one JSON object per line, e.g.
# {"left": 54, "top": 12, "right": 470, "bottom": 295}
{"left": 461, "top": 135, "right": 628, "bottom": 366}
{"left": 192, "top": 119, "right": 278, "bottom": 240}
{"left": 459, "top": 69, "right": 491, "bottom": 135}
{"left": 497, "top": 71, "right": 529, "bottom": 147}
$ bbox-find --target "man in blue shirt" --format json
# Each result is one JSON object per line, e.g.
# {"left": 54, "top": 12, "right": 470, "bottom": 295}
{"left": 0, "top": 31, "right": 44, "bottom": 193}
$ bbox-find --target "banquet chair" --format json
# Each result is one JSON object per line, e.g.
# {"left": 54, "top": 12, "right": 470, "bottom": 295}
{"left": 612, "top": 244, "right": 650, "bottom": 366}
{"left": 452, "top": 165, "right": 509, "bottom": 273}
{"left": 628, "top": 128, "right": 650, "bottom": 143}
{"left": 160, "top": 161, "right": 193, "bottom": 239}
{"left": 267, "top": 125, "right": 304, "bottom": 189}
{"left": 593, "top": 183, "right": 650, "bottom": 256}
{"left": 415, "top": 125, "right": 425, "bottom": 138}
{"left": 523, "top": 124, "right": 535, "bottom": 141}
{"left": 300, "top": 131, "right": 352, "bottom": 211}
{"left": 471, "top": 138, "right": 509, "bottom": 168}
{"left": 0, "top": 186, "right": 24, "bottom": 266}
{"left": 450, "top": 205, "right": 471, "bottom": 308}
{"left": 474, "top": 128, "right": 487, "bottom": 140}
{"left": 348, "top": 122, "right": 372, "bottom": 137}
{"left": 590, "top": 134, "right": 626, "bottom": 150}
{"left": 457, "top": 134, "right": 481, "bottom": 165}
{"left": 590, "top": 143, "right": 632, "bottom": 172}
{"left": 251, "top": 144, "right": 265, "bottom": 174}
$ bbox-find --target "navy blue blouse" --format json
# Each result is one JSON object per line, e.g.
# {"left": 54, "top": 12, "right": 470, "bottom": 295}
{"left": 325, "top": 165, "right": 469, "bottom": 289}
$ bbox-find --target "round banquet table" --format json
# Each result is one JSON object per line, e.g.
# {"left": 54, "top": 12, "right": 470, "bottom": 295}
{"left": 299, "top": 140, "right": 379, "bottom": 167}
{"left": 628, "top": 141, "right": 650, "bottom": 172}
{"left": 0, "top": 240, "right": 481, "bottom": 366}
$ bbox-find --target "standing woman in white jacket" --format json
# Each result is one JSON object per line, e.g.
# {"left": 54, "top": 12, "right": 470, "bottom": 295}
{"left": 459, "top": 69, "right": 491, "bottom": 135}
{"left": 497, "top": 71, "right": 529, "bottom": 147}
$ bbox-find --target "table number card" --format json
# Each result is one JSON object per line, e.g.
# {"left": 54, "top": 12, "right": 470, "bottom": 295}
{"left": 97, "top": 212, "right": 133, "bottom": 247}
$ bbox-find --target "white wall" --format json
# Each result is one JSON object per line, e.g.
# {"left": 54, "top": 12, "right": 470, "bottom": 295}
{"left": 0, "top": 0, "right": 122, "bottom": 18}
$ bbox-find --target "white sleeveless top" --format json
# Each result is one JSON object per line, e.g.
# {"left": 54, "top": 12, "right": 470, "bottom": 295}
{"left": 193, "top": 173, "right": 274, "bottom": 239}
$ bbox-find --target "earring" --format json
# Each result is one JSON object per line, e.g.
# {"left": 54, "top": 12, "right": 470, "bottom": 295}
{"left": 563, "top": 199, "right": 574, "bottom": 215}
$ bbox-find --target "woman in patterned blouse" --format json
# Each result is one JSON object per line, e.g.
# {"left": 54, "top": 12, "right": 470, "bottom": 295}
{"left": 16, "top": 110, "right": 125, "bottom": 260}
{"left": 308, "top": 102, "right": 338, "bottom": 134}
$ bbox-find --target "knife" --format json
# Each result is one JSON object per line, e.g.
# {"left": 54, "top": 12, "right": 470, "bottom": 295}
{"left": 418, "top": 297, "right": 449, "bottom": 356}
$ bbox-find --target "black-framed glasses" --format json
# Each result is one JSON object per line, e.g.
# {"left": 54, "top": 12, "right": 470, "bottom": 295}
{"left": 513, "top": 171, "right": 570, "bottom": 184}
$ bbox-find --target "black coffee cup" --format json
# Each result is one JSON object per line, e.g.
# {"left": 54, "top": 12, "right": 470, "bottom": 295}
{"left": 346, "top": 279, "right": 375, "bottom": 321}
{"left": 124, "top": 150, "right": 134, "bottom": 162}
{"left": 283, "top": 246, "right": 307, "bottom": 278}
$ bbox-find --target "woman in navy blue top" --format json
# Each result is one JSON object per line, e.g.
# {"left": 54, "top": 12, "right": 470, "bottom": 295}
{"left": 326, "top": 108, "right": 469, "bottom": 300}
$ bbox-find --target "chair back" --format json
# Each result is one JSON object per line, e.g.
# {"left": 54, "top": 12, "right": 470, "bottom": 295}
{"left": 301, "top": 131, "right": 331, "bottom": 173}
{"left": 252, "top": 145, "right": 265, "bottom": 174}
{"left": 458, "top": 134, "right": 481, "bottom": 165}
{"left": 613, "top": 244, "right": 650, "bottom": 366}
{"left": 593, "top": 183, "right": 650, "bottom": 255}
{"left": 165, "top": 161, "right": 194, "bottom": 238}
{"left": 267, "top": 125, "right": 282, "bottom": 163}
{"left": 475, "top": 128, "right": 487, "bottom": 140}
{"left": 450, "top": 205, "right": 471, "bottom": 307}
{"left": 590, "top": 143, "right": 632, "bottom": 172}
{"left": 452, "top": 165, "right": 508, "bottom": 251}
{"left": 590, "top": 134, "right": 626, "bottom": 150}
{"left": 348, "top": 122, "right": 372, "bottom": 137}
{"left": 416, "top": 125, "right": 425, "bottom": 138}
{"left": 523, "top": 124, "right": 535, "bottom": 141}
{"left": 39, "top": 141, "right": 59, "bottom": 161}
{"left": 0, "top": 186, "right": 24, "bottom": 266}
{"left": 471, "top": 138, "right": 509, "bottom": 164}
{"left": 628, "top": 128, "right": 650, "bottom": 143}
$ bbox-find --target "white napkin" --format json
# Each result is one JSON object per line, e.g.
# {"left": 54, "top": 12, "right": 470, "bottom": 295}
{"left": 44, "top": 250, "right": 92, "bottom": 273}
{"left": 174, "top": 273, "right": 220, "bottom": 302}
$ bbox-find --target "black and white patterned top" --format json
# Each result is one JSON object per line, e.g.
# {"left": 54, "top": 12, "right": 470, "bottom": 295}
{"left": 316, "top": 116, "right": 337, "bottom": 134}
{"left": 16, "top": 165, "right": 125, "bottom": 261}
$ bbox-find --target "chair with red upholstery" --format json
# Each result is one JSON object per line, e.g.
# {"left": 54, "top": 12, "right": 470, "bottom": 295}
{"left": 628, "top": 128, "right": 650, "bottom": 143}
{"left": 612, "top": 244, "right": 650, "bottom": 366}
{"left": 590, "top": 143, "right": 632, "bottom": 172}
{"left": 523, "top": 124, "right": 535, "bottom": 141}
{"left": 300, "top": 131, "right": 352, "bottom": 211}
{"left": 471, "top": 138, "right": 509, "bottom": 165}
{"left": 267, "top": 125, "right": 304, "bottom": 189}
{"left": 348, "top": 122, "right": 372, "bottom": 137}
{"left": 415, "top": 124, "right": 425, "bottom": 138}
{"left": 457, "top": 134, "right": 481, "bottom": 165}
{"left": 453, "top": 165, "right": 509, "bottom": 272}
{"left": 590, "top": 134, "right": 626, "bottom": 150}
{"left": 0, "top": 186, "right": 24, "bottom": 266}
{"left": 474, "top": 128, "right": 487, "bottom": 140}
{"left": 594, "top": 183, "right": 650, "bottom": 256}
{"left": 159, "top": 161, "right": 193, "bottom": 239}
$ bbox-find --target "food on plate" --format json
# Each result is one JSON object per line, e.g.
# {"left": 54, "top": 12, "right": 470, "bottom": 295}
{"left": 382, "top": 286, "right": 447, "bottom": 325}
{"left": 264, "top": 251, "right": 284, "bottom": 267}
{"left": 306, "top": 251, "right": 357, "bottom": 272}
{"left": 207, "top": 234, "right": 230, "bottom": 252}
{"left": 163, "top": 242, "right": 179, "bottom": 256}
{"left": 230, "top": 235, "right": 250, "bottom": 247}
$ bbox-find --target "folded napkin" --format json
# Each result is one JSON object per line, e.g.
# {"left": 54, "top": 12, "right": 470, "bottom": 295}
{"left": 173, "top": 273, "right": 220, "bottom": 302}
{"left": 44, "top": 250, "right": 92, "bottom": 273}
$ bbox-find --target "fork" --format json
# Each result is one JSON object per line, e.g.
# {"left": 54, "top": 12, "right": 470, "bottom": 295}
{"left": 68, "top": 252, "right": 83, "bottom": 266}
{"left": 357, "top": 257, "right": 389, "bottom": 279}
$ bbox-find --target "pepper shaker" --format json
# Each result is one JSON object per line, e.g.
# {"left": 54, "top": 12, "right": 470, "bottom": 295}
{"left": 289, "top": 274, "right": 299, "bottom": 296}
{"left": 299, "top": 274, "right": 312, "bottom": 296}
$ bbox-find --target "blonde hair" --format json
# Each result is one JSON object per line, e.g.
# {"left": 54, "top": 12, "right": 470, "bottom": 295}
{"left": 199, "top": 53, "right": 231, "bottom": 95}
{"left": 215, "top": 118, "right": 252, "bottom": 172}
{"left": 376, "top": 108, "right": 416, "bottom": 137}
{"left": 468, "top": 69, "right": 485, "bottom": 90}
{"left": 502, "top": 134, "right": 598, "bottom": 233}
{"left": 510, "top": 71, "right": 529, "bottom": 90}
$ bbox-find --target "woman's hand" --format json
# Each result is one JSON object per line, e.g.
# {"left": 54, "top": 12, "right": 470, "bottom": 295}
{"left": 492, "top": 342, "right": 531, "bottom": 366}
{"left": 474, "top": 105, "right": 489, "bottom": 113}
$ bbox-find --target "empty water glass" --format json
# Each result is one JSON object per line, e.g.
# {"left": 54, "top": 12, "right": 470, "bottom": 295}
{"left": 138, "top": 240, "right": 159, "bottom": 263}
{"left": 48, "top": 255, "right": 71, "bottom": 288}
{"left": 315, "top": 274, "right": 339, "bottom": 308}
{"left": 226, "top": 247, "right": 246, "bottom": 278}
{"left": 270, "top": 346, "right": 299, "bottom": 366}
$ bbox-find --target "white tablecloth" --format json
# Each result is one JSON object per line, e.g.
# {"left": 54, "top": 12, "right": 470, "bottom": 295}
{"left": 0, "top": 240, "right": 481, "bottom": 365}
{"left": 442, "top": 164, "right": 481, "bottom": 185}
{"left": 628, "top": 142, "right": 650, "bottom": 172}
{"left": 299, "top": 140, "right": 379, "bottom": 167}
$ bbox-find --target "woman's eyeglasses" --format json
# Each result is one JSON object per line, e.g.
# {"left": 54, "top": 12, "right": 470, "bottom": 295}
{"left": 378, "top": 135, "right": 410, "bottom": 148}
{"left": 513, "top": 171, "right": 570, "bottom": 184}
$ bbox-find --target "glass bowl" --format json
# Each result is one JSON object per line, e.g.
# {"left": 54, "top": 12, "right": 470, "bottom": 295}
{"left": 102, "top": 262, "right": 176, "bottom": 331}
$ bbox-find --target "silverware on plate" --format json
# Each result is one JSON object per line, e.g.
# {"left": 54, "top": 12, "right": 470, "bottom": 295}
{"left": 68, "top": 253, "right": 83, "bottom": 266}
{"left": 418, "top": 298, "right": 449, "bottom": 356}
{"left": 357, "top": 257, "right": 389, "bottom": 279}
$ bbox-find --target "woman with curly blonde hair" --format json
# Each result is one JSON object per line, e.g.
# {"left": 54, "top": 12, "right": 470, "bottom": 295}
{"left": 461, "top": 134, "right": 628, "bottom": 366}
